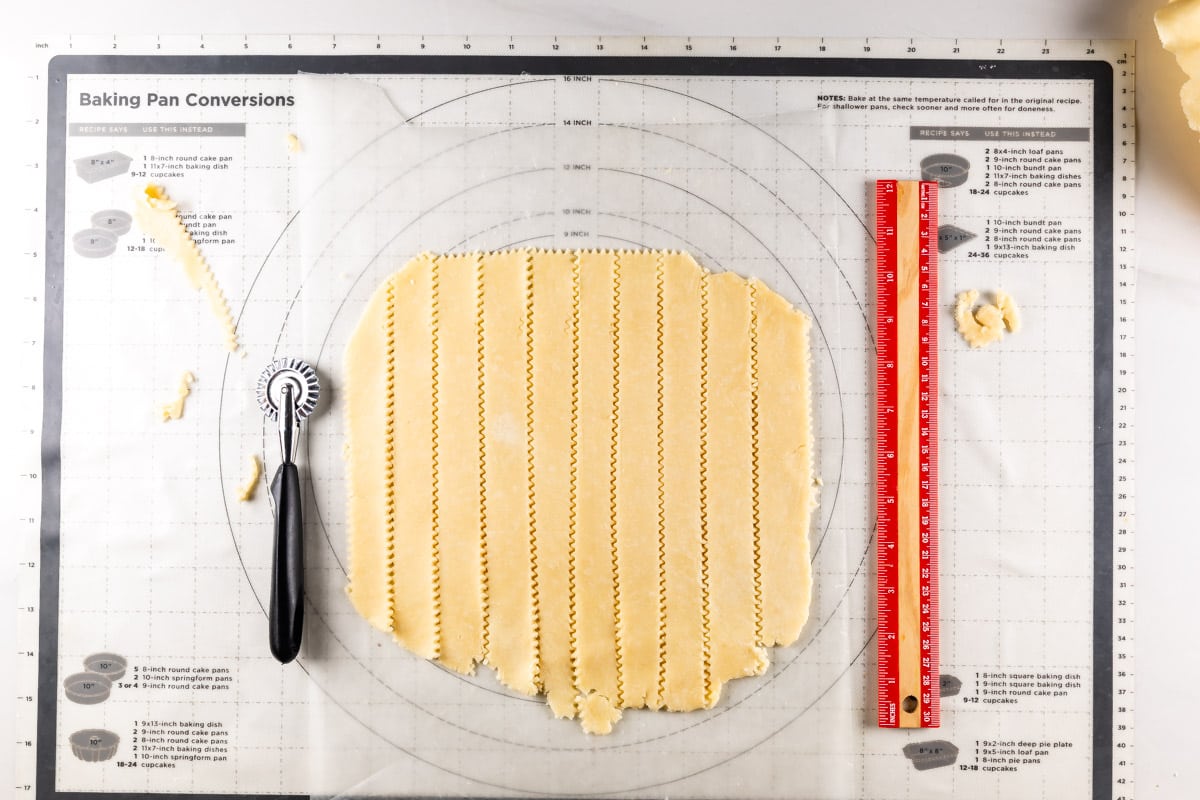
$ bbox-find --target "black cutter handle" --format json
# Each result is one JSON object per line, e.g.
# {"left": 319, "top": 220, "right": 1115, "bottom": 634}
{"left": 269, "top": 462, "right": 304, "bottom": 663}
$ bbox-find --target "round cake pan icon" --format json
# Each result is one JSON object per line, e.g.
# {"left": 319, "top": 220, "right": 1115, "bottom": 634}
{"left": 83, "top": 652, "right": 127, "bottom": 682}
{"left": 69, "top": 729, "right": 120, "bottom": 762}
{"left": 63, "top": 672, "right": 111, "bottom": 705}
{"left": 920, "top": 153, "right": 971, "bottom": 188}
{"left": 72, "top": 228, "right": 118, "bottom": 259}
{"left": 91, "top": 209, "right": 132, "bottom": 237}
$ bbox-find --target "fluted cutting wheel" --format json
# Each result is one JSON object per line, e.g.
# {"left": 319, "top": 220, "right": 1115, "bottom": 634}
{"left": 256, "top": 357, "right": 320, "bottom": 421}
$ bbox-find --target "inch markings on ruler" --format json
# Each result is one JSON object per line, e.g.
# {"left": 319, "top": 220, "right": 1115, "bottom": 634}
{"left": 876, "top": 179, "right": 940, "bottom": 729}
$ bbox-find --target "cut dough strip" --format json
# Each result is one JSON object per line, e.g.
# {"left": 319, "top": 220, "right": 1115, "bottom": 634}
{"left": 613, "top": 251, "right": 662, "bottom": 709}
{"left": 749, "top": 283, "right": 764, "bottom": 646}
{"left": 607, "top": 252, "right": 627, "bottom": 706}
{"left": 706, "top": 272, "right": 766, "bottom": 696}
{"left": 573, "top": 250, "right": 621, "bottom": 719}
{"left": 564, "top": 252, "right": 584, "bottom": 708}
{"left": 383, "top": 276, "right": 398, "bottom": 637}
{"left": 474, "top": 254, "right": 492, "bottom": 663}
{"left": 479, "top": 250, "right": 538, "bottom": 693}
{"left": 523, "top": 252, "right": 542, "bottom": 688}
{"left": 756, "top": 282, "right": 815, "bottom": 645}
{"left": 653, "top": 255, "right": 669, "bottom": 709}
{"left": 430, "top": 259, "right": 443, "bottom": 657}
{"left": 133, "top": 185, "right": 239, "bottom": 352}
{"left": 530, "top": 250, "right": 579, "bottom": 717}
{"left": 659, "top": 252, "right": 706, "bottom": 711}
{"left": 385, "top": 260, "right": 439, "bottom": 657}
{"left": 697, "top": 271, "right": 715, "bottom": 707}
{"left": 430, "top": 254, "right": 487, "bottom": 673}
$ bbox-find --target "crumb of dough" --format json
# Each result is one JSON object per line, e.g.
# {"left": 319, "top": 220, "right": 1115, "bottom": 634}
{"left": 995, "top": 290, "right": 1021, "bottom": 333}
{"left": 237, "top": 454, "right": 262, "bottom": 501}
{"left": 160, "top": 371, "right": 195, "bottom": 421}
{"left": 133, "top": 184, "right": 239, "bottom": 351}
{"left": 974, "top": 302, "right": 1004, "bottom": 331}
{"left": 1157, "top": 0, "right": 1200, "bottom": 132}
{"left": 577, "top": 692, "right": 622, "bottom": 735}
{"left": 285, "top": 133, "right": 302, "bottom": 153}
{"left": 342, "top": 249, "right": 816, "bottom": 733}
{"left": 954, "top": 289, "right": 1019, "bottom": 348}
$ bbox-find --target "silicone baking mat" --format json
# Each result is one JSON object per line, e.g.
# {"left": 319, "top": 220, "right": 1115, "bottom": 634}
{"left": 8, "top": 35, "right": 1135, "bottom": 799}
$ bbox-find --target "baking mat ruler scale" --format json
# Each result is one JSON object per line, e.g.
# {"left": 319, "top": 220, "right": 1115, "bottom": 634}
{"left": 7, "top": 35, "right": 1134, "bottom": 799}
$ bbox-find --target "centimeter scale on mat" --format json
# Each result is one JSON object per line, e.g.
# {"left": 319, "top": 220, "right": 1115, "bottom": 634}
{"left": 5, "top": 34, "right": 1136, "bottom": 799}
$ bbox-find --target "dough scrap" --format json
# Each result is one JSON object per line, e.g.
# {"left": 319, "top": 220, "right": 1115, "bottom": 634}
{"left": 1157, "top": 0, "right": 1200, "bottom": 132}
{"left": 343, "top": 250, "right": 815, "bottom": 733}
{"left": 160, "top": 371, "right": 194, "bottom": 421}
{"left": 578, "top": 692, "right": 622, "bottom": 735}
{"left": 133, "top": 184, "right": 239, "bottom": 351}
{"left": 237, "top": 454, "right": 261, "bottom": 502}
{"left": 954, "top": 289, "right": 1020, "bottom": 348}
{"left": 994, "top": 290, "right": 1021, "bottom": 333}
{"left": 285, "top": 133, "right": 303, "bottom": 153}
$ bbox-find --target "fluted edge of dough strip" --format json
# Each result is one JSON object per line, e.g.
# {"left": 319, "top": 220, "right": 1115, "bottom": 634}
{"left": 522, "top": 249, "right": 543, "bottom": 689}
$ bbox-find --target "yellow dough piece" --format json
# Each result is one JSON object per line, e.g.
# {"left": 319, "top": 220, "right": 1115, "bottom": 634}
{"left": 756, "top": 282, "right": 816, "bottom": 646}
{"left": 285, "top": 133, "right": 303, "bottom": 153}
{"left": 427, "top": 253, "right": 488, "bottom": 673}
{"left": 659, "top": 252, "right": 707, "bottom": 711}
{"left": 477, "top": 250, "right": 538, "bottom": 693}
{"left": 133, "top": 184, "right": 239, "bottom": 352}
{"left": 344, "top": 249, "right": 815, "bottom": 733}
{"left": 572, "top": 251, "right": 622, "bottom": 710}
{"left": 578, "top": 691, "right": 622, "bottom": 735}
{"left": 1157, "top": 0, "right": 1200, "bottom": 132}
{"left": 995, "top": 290, "right": 1021, "bottom": 333}
{"left": 954, "top": 289, "right": 1021, "bottom": 348}
{"left": 160, "top": 371, "right": 194, "bottom": 421}
{"left": 705, "top": 272, "right": 768, "bottom": 699}
{"left": 237, "top": 454, "right": 261, "bottom": 502}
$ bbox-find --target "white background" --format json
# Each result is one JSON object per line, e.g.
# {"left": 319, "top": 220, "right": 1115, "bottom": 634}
{"left": 0, "top": 1, "right": 1191, "bottom": 797}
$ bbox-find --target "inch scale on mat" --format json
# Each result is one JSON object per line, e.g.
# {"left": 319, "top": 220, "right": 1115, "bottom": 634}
{"left": 875, "top": 179, "right": 940, "bottom": 729}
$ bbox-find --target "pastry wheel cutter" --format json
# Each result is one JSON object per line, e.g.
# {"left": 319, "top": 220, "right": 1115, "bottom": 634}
{"left": 256, "top": 357, "right": 321, "bottom": 663}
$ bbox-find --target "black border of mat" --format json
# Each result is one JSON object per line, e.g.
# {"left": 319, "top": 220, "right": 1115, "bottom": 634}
{"left": 40, "top": 53, "right": 1114, "bottom": 800}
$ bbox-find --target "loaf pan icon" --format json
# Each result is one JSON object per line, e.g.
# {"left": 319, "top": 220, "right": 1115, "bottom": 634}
{"left": 74, "top": 151, "right": 132, "bottom": 184}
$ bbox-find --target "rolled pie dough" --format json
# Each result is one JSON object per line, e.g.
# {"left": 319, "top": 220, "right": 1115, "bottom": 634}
{"left": 343, "top": 249, "right": 816, "bottom": 733}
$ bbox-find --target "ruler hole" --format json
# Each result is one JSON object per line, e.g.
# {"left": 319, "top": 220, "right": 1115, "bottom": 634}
{"left": 901, "top": 695, "right": 918, "bottom": 714}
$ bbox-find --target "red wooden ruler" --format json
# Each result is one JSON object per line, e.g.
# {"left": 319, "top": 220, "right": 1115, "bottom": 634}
{"left": 875, "top": 179, "right": 940, "bottom": 729}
